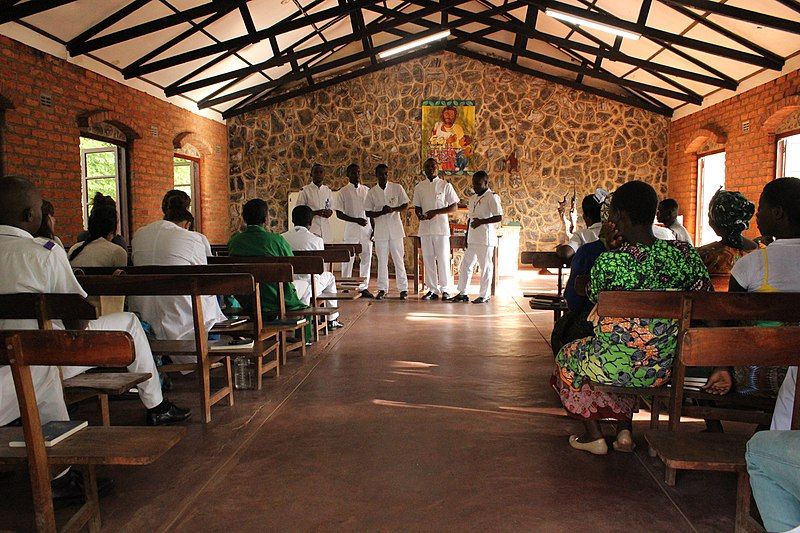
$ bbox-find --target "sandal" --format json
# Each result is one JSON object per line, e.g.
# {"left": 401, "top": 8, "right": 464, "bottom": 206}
{"left": 569, "top": 435, "right": 608, "bottom": 455}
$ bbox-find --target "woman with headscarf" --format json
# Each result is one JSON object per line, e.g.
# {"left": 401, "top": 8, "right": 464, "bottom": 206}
{"left": 696, "top": 189, "right": 758, "bottom": 292}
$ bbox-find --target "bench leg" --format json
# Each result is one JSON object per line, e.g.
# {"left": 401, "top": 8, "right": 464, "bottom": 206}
{"left": 97, "top": 394, "right": 110, "bottom": 427}
{"left": 648, "top": 397, "right": 660, "bottom": 457}
{"left": 225, "top": 356, "right": 234, "bottom": 407}
{"left": 279, "top": 333, "right": 288, "bottom": 366}
{"left": 256, "top": 356, "right": 263, "bottom": 391}
{"left": 299, "top": 327, "right": 307, "bottom": 358}
{"left": 198, "top": 359, "right": 212, "bottom": 424}
{"left": 62, "top": 465, "right": 100, "bottom": 533}
{"left": 664, "top": 466, "right": 677, "bottom": 486}
{"left": 735, "top": 470, "right": 760, "bottom": 533}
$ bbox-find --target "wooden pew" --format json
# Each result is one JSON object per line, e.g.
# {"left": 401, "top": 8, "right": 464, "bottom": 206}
{"left": 209, "top": 255, "right": 339, "bottom": 342}
{"left": 76, "top": 274, "right": 256, "bottom": 423}
{"left": 0, "top": 330, "right": 184, "bottom": 532}
{"left": 520, "top": 251, "right": 571, "bottom": 320}
{"left": 74, "top": 265, "right": 291, "bottom": 390}
{"left": 0, "top": 293, "right": 151, "bottom": 426}
{"left": 294, "top": 249, "right": 362, "bottom": 301}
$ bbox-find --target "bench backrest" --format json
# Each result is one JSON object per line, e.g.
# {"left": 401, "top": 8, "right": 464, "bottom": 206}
{"left": 0, "top": 294, "right": 98, "bottom": 328}
{"left": 75, "top": 273, "right": 255, "bottom": 296}
{"left": 295, "top": 249, "right": 351, "bottom": 263}
{"left": 0, "top": 330, "right": 135, "bottom": 531}
{"left": 73, "top": 264, "right": 294, "bottom": 283}
{"left": 520, "top": 251, "right": 570, "bottom": 269}
{"left": 326, "top": 243, "right": 361, "bottom": 255}
{"left": 209, "top": 255, "right": 324, "bottom": 275}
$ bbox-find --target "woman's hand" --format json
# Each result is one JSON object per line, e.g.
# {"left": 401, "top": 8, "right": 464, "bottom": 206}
{"left": 599, "top": 221, "right": 623, "bottom": 250}
{"left": 701, "top": 368, "right": 733, "bottom": 395}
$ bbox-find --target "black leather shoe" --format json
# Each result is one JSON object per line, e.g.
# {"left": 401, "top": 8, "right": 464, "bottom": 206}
{"left": 52, "top": 470, "right": 114, "bottom": 506}
{"left": 146, "top": 401, "right": 191, "bottom": 426}
{"left": 471, "top": 297, "right": 489, "bottom": 304}
{"left": 399, "top": 291, "right": 408, "bottom": 300}
{"left": 421, "top": 291, "right": 435, "bottom": 300}
{"left": 450, "top": 293, "right": 469, "bottom": 302}
{"left": 440, "top": 292, "right": 450, "bottom": 301}
{"left": 360, "top": 289, "right": 375, "bottom": 299}
{"left": 375, "top": 290, "right": 386, "bottom": 300}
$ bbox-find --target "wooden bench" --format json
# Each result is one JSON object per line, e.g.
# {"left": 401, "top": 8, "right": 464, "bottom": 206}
{"left": 0, "top": 293, "right": 150, "bottom": 426}
{"left": 76, "top": 273, "right": 256, "bottom": 423}
{"left": 210, "top": 255, "right": 339, "bottom": 342}
{"left": 0, "top": 330, "right": 184, "bottom": 532}
{"left": 520, "top": 251, "right": 571, "bottom": 320}
{"left": 294, "top": 249, "right": 362, "bottom": 301}
{"left": 75, "top": 265, "right": 290, "bottom": 390}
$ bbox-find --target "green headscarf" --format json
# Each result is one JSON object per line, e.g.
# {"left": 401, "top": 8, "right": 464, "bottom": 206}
{"left": 709, "top": 189, "right": 755, "bottom": 248}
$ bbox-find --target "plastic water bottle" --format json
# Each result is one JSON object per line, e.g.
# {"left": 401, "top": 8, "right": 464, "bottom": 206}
{"left": 234, "top": 356, "right": 255, "bottom": 390}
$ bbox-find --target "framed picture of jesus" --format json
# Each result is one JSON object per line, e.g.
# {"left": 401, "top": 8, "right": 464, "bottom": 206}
{"left": 421, "top": 99, "right": 476, "bottom": 175}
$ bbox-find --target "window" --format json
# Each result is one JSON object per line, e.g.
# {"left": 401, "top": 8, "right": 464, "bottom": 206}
{"left": 173, "top": 155, "right": 201, "bottom": 229}
{"left": 80, "top": 136, "right": 128, "bottom": 239}
{"left": 696, "top": 151, "right": 726, "bottom": 247}
{"left": 777, "top": 132, "right": 800, "bottom": 178}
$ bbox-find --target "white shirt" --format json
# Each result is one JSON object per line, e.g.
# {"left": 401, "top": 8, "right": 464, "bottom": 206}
{"left": 731, "top": 239, "right": 800, "bottom": 432}
{"left": 335, "top": 182, "right": 371, "bottom": 241}
{"left": 281, "top": 226, "right": 324, "bottom": 252}
{"left": 365, "top": 182, "right": 409, "bottom": 241}
{"left": 566, "top": 222, "right": 602, "bottom": 252}
{"left": 412, "top": 176, "right": 460, "bottom": 236}
{"left": 68, "top": 238, "right": 128, "bottom": 268}
{"left": 668, "top": 222, "right": 692, "bottom": 243}
{"left": 467, "top": 189, "right": 503, "bottom": 247}
{"left": 652, "top": 224, "right": 675, "bottom": 240}
{"left": 297, "top": 183, "right": 333, "bottom": 242}
{"left": 129, "top": 220, "right": 225, "bottom": 340}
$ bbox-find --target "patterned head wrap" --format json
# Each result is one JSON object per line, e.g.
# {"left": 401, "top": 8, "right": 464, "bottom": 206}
{"left": 709, "top": 189, "right": 755, "bottom": 248}
{"left": 600, "top": 191, "right": 613, "bottom": 223}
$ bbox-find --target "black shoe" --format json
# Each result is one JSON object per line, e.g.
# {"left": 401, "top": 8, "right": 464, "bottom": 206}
{"left": 360, "top": 289, "right": 375, "bottom": 299}
{"left": 471, "top": 297, "right": 489, "bottom": 304}
{"left": 450, "top": 293, "right": 469, "bottom": 302}
{"left": 421, "top": 291, "right": 435, "bottom": 300}
{"left": 375, "top": 290, "right": 386, "bottom": 300}
{"left": 399, "top": 291, "right": 408, "bottom": 300}
{"left": 146, "top": 401, "right": 191, "bottom": 426}
{"left": 328, "top": 320, "right": 344, "bottom": 329}
{"left": 52, "top": 470, "right": 114, "bottom": 506}
{"left": 441, "top": 292, "right": 450, "bottom": 301}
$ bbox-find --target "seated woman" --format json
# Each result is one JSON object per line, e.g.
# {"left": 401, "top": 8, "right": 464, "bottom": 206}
{"left": 697, "top": 189, "right": 758, "bottom": 292}
{"left": 704, "top": 178, "right": 800, "bottom": 431}
{"left": 33, "top": 199, "right": 64, "bottom": 248}
{"left": 77, "top": 192, "right": 127, "bottom": 249}
{"left": 68, "top": 205, "right": 128, "bottom": 315}
{"left": 552, "top": 181, "right": 711, "bottom": 455}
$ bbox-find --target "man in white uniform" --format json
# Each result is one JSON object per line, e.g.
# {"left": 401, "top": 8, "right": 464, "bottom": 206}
{"left": 282, "top": 205, "right": 343, "bottom": 329}
{"left": 335, "top": 163, "right": 374, "bottom": 298}
{"left": 413, "top": 158, "right": 459, "bottom": 300}
{"left": 129, "top": 205, "right": 226, "bottom": 364}
{"left": 556, "top": 190, "right": 605, "bottom": 262}
{"left": 450, "top": 171, "right": 503, "bottom": 303}
{"left": 296, "top": 164, "right": 334, "bottom": 242}
{"left": 657, "top": 198, "right": 692, "bottom": 243}
{"left": 365, "top": 164, "right": 410, "bottom": 300}
{"left": 0, "top": 177, "right": 189, "bottom": 427}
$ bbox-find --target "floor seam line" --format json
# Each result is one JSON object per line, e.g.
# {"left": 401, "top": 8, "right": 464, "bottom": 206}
{"left": 634, "top": 450, "right": 699, "bottom": 533}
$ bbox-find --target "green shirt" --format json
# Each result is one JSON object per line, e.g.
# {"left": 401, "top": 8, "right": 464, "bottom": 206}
{"left": 227, "top": 225, "right": 307, "bottom": 314}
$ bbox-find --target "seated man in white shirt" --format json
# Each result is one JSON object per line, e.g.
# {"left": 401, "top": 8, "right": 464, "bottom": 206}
{"left": 657, "top": 198, "right": 692, "bottom": 243}
{"left": 281, "top": 205, "right": 343, "bottom": 329}
{"left": 0, "top": 176, "right": 189, "bottom": 428}
{"left": 449, "top": 171, "right": 503, "bottom": 304}
{"left": 129, "top": 198, "right": 226, "bottom": 364}
{"left": 556, "top": 191, "right": 604, "bottom": 262}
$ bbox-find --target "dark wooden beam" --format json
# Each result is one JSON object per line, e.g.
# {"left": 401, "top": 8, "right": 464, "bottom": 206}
{"left": 522, "top": 0, "right": 784, "bottom": 69}
{"left": 66, "top": 0, "right": 153, "bottom": 49}
{"left": 222, "top": 42, "right": 446, "bottom": 119}
{"left": 660, "top": 0, "right": 800, "bottom": 34}
{"left": 239, "top": 4, "right": 256, "bottom": 35}
{"left": 511, "top": 6, "right": 538, "bottom": 64}
{"left": 775, "top": 0, "right": 800, "bottom": 14}
{"left": 0, "top": 0, "right": 78, "bottom": 24}
{"left": 448, "top": 44, "right": 671, "bottom": 116}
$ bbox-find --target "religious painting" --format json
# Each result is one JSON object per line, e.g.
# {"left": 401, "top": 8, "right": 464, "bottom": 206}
{"left": 421, "top": 99, "right": 476, "bottom": 175}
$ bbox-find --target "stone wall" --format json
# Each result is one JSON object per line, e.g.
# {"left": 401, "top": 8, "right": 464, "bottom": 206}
{"left": 228, "top": 51, "right": 669, "bottom": 261}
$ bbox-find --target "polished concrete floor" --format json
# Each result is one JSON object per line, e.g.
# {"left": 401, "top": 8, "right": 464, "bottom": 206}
{"left": 0, "top": 273, "right": 742, "bottom": 532}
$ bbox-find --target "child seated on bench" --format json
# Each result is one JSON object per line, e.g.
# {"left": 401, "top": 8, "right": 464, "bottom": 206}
{"left": 0, "top": 176, "right": 189, "bottom": 427}
{"left": 552, "top": 181, "right": 711, "bottom": 456}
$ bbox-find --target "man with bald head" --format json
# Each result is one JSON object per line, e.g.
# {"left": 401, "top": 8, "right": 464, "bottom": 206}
{"left": 0, "top": 176, "right": 189, "bottom": 427}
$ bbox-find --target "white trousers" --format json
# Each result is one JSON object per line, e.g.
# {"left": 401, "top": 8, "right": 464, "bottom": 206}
{"left": 341, "top": 232, "right": 373, "bottom": 291}
{"left": 62, "top": 312, "right": 164, "bottom": 410}
{"left": 457, "top": 244, "right": 494, "bottom": 300}
{"left": 420, "top": 234, "right": 451, "bottom": 295}
{"left": 771, "top": 366, "right": 797, "bottom": 430}
{"left": 374, "top": 238, "right": 408, "bottom": 293}
{"left": 295, "top": 273, "right": 339, "bottom": 320}
{"left": 0, "top": 365, "right": 68, "bottom": 427}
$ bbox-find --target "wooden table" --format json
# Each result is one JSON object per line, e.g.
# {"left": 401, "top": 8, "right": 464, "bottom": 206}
{"left": 519, "top": 251, "right": 572, "bottom": 320}
{"left": 408, "top": 235, "right": 499, "bottom": 296}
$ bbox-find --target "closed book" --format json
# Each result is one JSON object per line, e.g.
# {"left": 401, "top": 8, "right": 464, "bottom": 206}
{"left": 209, "top": 336, "right": 254, "bottom": 352}
{"left": 214, "top": 317, "right": 249, "bottom": 328}
{"left": 10, "top": 420, "right": 88, "bottom": 448}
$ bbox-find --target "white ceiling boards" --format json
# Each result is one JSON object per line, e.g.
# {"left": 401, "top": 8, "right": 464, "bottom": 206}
{"left": 2, "top": 0, "right": 799, "bottom": 121}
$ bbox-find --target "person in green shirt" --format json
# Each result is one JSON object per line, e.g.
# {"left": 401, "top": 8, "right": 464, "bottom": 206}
{"left": 228, "top": 199, "right": 311, "bottom": 339}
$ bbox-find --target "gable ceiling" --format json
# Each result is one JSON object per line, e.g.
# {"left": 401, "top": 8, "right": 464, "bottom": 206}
{"left": 1, "top": 0, "right": 799, "bottom": 121}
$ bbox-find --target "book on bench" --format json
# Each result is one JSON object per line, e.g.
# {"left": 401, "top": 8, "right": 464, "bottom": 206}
{"left": 214, "top": 317, "right": 249, "bottom": 328}
{"left": 264, "top": 318, "right": 306, "bottom": 327}
{"left": 9, "top": 420, "right": 88, "bottom": 448}
{"left": 208, "top": 336, "right": 255, "bottom": 352}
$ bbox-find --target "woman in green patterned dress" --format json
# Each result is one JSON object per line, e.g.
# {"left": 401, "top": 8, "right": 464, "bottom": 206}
{"left": 552, "top": 181, "right": 711, "bottom": 455}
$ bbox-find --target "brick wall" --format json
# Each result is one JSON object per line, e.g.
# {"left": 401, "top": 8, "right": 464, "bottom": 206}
{"left": 668, "top": 70, "right": 800, "bottom": 240}
{"left": 0, "top": 36, "right": 229, "bottom": 244}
